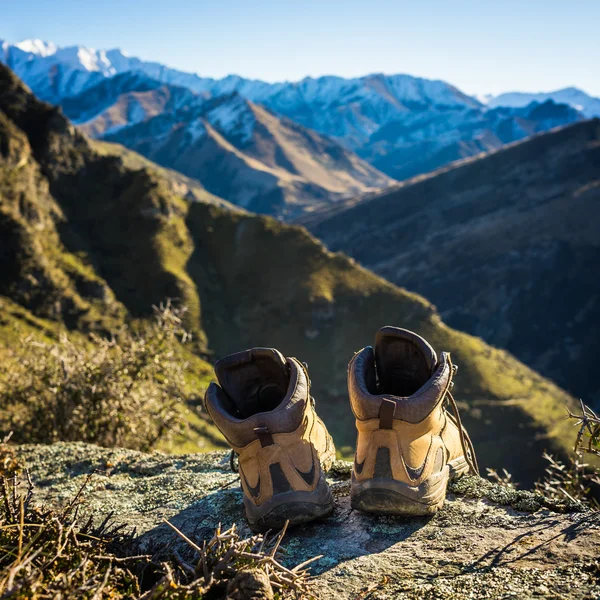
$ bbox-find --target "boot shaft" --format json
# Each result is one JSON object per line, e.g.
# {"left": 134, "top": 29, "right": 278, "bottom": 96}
{"left": 205, "top": 349, "right": 310, "bottom": 448}
{"left": 205, "top": 347, "right": 335, "bottom": 530}
{"left": 349, "top": 327, "right": 477, "bottom": 515}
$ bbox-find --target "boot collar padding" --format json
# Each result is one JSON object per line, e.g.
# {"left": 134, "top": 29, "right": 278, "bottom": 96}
{"left": 349, "top": 346, "right": 451, "bottom": 424}
{"left": 205, "top": 356, "right": 309, "bottom": 448}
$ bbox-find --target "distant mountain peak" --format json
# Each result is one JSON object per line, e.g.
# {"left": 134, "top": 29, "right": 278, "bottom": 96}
{"left": 13, "top": 38, "right": 58, "bottom": 56}
{"left": 204, "top": 93, "right": 256, "bottom": 142}
{"left": 487, "top": 87, "right": 600, "bottom": 118}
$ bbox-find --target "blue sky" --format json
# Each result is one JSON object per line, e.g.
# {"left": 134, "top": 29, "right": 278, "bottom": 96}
{"left": 2, "top": 0, "right": 599, "bottom": 96}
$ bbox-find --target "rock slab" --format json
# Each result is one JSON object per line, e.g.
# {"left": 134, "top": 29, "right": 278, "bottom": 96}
{"left": 17, "top": 443, "right": 600, "bottom": 599}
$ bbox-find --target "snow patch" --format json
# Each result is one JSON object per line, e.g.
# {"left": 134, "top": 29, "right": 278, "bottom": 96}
{"left": 206, "top": 96, "right": 255, "bottom": 142}
{"left": 187, "top": 118, "right": 207, "bottom": 142}
{"left": 14, "top": 39, "right": 57, "bottom": 57}
{"left": 76, "top": 47, "right": 102, "bottom": 72}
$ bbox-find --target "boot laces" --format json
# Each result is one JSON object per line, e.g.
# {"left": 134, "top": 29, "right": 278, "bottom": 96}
{"left": 445, "top": 356, "right": 479, "bottom": 476}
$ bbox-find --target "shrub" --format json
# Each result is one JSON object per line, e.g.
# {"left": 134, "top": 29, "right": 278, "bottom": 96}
{"left": 0, "top": 301, "right": 190, "bottom": 451}
{"left": 534, "top": 401, "right": 600, "bottom": 509}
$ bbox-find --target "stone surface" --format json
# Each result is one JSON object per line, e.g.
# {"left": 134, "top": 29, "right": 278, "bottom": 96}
{"left": 17, "top": 443, "right": 600, "bottom": 599}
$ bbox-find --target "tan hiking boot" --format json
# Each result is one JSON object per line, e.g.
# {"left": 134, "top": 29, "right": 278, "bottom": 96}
{"left": 205, "top": 347, "right": 336, "bottom": 531}
{"left": 349, "top": 327, "right": 478, "bottom": 515}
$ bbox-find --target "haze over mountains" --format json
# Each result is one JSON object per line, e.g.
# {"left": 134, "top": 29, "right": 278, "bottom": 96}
{"left": 0, "top": 63, "right": 588, "bottom": 482}
{"left": 1, "top": 39, "right": 596, "bottom": 214}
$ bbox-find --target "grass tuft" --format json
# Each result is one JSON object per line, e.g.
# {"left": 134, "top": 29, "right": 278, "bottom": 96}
{"left": 0, "top": 451, "right": 320, "bottom": 599}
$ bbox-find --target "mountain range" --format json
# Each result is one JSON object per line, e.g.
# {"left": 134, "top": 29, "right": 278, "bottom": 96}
{"left": 79, "top": 77, "right": 392, "bottom": 216}
{"left": 486, "top": 87, "right": 600, "bottom": 119}
{"left": 1, "top": 39, "right": 596, "bottom": 214}
{"left": 0, "top": 62, "right": 589, "bottom": 483}
{"left": 306, "top": 120, "right": 600, "bottom": 407}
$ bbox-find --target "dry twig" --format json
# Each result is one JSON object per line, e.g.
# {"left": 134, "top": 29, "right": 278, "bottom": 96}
{"left": 567, "top": 400, "right": 600, "bottom": 458}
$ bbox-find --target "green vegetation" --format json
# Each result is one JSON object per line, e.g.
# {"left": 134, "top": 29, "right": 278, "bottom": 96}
{"left": 0, "top": 298, "right": 225, "bottom": 454}
{"left": 0, "top": 303, "right": 187, "bottom": 451}
{"left": 92, "top": 139, "right": 236, "bottom": 210}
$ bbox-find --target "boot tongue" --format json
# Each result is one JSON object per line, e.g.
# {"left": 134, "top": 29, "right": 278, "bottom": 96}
{"left": 374, "top": 327, "right": 438, "bottom": 397}
{"left": 214, "top": 348, "right": 289, "bottom": 418}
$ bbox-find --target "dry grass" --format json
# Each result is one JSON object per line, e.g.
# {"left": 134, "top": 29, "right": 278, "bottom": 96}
{"left": 531, "top": 401, "right": 600, "bottom": 510}
{"left": 0, "top": 302, "right": 190, "bottom": 452}
{"left": 152, "top": 520, "right": 320, "bottom": 599}
{"left": 485, "top": 401, "right": 600, "bottom": 509}
{"left": 0, "top": 470, "right": 140, "bottom": 598}
{"left": 534, "top": 452, "right": 600, "bottom": 510}
{"left": 486, "top": 468, "right": 517, "bottom": 489}
{"left": 0, "top": 447, "right": 321, "bottom": 600}
{"left": 568, "top": 400, "right": 600, "bottom": 459}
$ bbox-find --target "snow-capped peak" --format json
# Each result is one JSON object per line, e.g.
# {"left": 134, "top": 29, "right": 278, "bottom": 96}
{"left": 14, "top": 39, "right": 57, "bottom": 57}
{"left": 75, "top": 46, "right": 103, "bottom": 72}
{"left": 6, "top": 39, "right": 122, "bottom": 75}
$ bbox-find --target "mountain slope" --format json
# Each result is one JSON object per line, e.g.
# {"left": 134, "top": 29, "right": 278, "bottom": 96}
{"left": 100, "top": 90, "right": 392, "bottom": 217}
{"left": 62, "top": 71, "right": 203, "bottom": 137}
{"left": 361, "top": 100, "right": 584, "bottom": 180}
{"left": 1, "top": 39, "right": 583, "bottom": 185}
{"left": 91, "top": 139, "right": 239, "bottom": 210}
{"left": 307, "top": 120, "right": 600, "bottom": 406}
{"left": 0, "top": 63, "right": 592, "bottom": 483}
{"left": 487, "top": 87, "right": 600, "bottom": 119}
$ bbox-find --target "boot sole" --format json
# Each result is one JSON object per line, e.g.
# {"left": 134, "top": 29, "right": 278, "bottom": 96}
{"left": 245, "top": 471, "right": 334, "bottom": 532}
{"left": 350, "top": 456, "right": 469, "bottom": 516}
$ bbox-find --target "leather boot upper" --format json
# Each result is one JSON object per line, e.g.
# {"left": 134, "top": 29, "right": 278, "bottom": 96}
{"left": 205, "top": 348, "right": 335, "bottom": 507}
{"left": 349, "top": 327, "right": 476, "bottom": 486}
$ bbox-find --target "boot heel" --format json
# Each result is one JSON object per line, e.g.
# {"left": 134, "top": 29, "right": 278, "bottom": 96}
{"left": 351, "top": 466, "right": 449, "bottom": 516}
{"left": 245, "top": 471, "right": 334, "bottom": 532}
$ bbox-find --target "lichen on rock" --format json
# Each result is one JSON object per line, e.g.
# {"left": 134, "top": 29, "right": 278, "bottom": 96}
{"left": 17, "top": 443, "right": 600, "bottom": 599}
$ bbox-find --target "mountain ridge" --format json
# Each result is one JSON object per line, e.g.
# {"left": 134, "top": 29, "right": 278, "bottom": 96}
{"left": 94, "top": 84, "right": 393, "bottom": 217}
{"left": 0, "top": 39, "right": 480, "bottom": 110}
{"left": 1, "top": 38, "right": 587, "bottom": 198}
{"left": 49, "top": 68, "right": 394, "bottom": 217}
{"left": 487, "top": 87, "right": 600, "bottom": 118}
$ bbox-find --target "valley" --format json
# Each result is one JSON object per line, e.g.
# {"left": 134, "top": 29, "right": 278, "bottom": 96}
{"left": 0, "top": 62, "right": 593, "bottom": 484}
{"left": 306, "top": 121, "right": 600, "bottom": 406}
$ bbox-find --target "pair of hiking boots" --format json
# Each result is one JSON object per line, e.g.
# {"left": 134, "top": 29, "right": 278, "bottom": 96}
{"left": 205, "top": 327, "right": 479, "bottom": 531}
